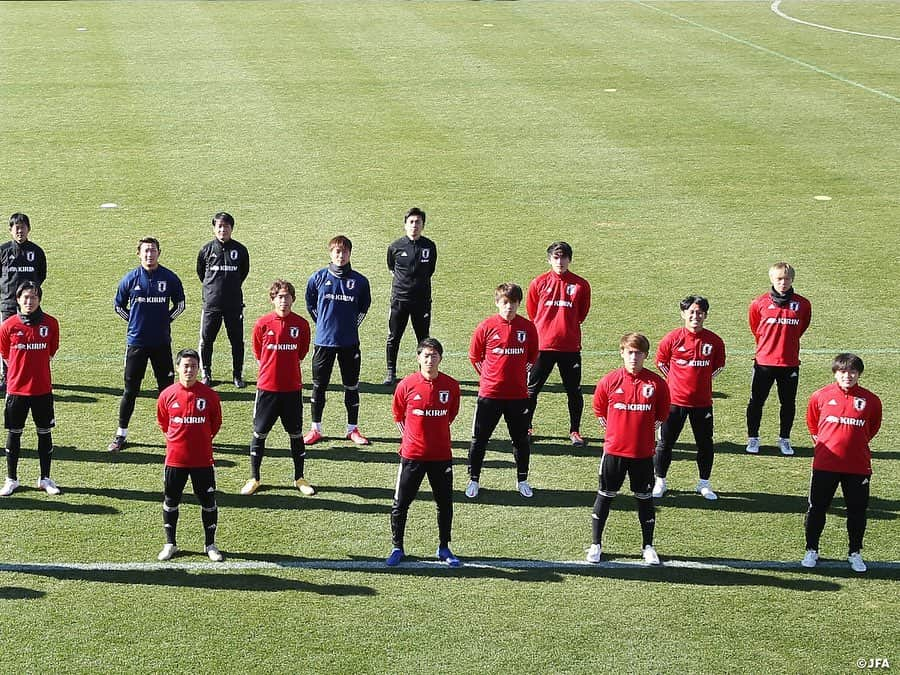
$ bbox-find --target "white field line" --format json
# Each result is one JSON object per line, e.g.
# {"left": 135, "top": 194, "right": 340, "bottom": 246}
{"left": 50, "top": 347, "right": 900, "bottom": 364}
{"left": 1, "top": 557, "right": 898, "bottom": 573}
{"left": 771, "top": 0, "right": 900, "bottom": 42}
{"left": 632, "top": 1, "right": 900, "bottom": 103}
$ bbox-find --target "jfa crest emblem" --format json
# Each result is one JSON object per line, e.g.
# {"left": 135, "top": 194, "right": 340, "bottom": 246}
{"left": 196, "top": 398, "right": 207, "bottom": 411}
{"left": 854, "top": 397, "right": 866, "bottom": 412}
{"left": 39, "top": 325, "right": 49, "bottom": 338}
{"left": 26, "top": 251, "right": 35, "bottom": 262}
{"left": 642, "top": 384, "right": 655, "bottom": 398}
{"left": 229, "top": 249, "right": 239, "bottom": 260}
{"left": 701, "top": 343, "right": 713, "bottom": 357}
{"left": 439, "top": 390, "right": 450, "bottom": 404}
{"left": 566, "top": 283, "right": 576, "bottom": 296}
{"left": 346, "top": 279, "right": 355, "bottom": 290}
{"left": 789, "top": 301, "right": 800, "bottom": 312}
{"left": 157, "top": 281, "right": 167, "bottom": 293}
{"left": 516, "top": 330, "right": 527, "bottom": 343}
{"left": 421, "top": 249, "right": 431, "bottom": 261}
{"left": 289, "top": 327, "right": 299, "bottom": 339}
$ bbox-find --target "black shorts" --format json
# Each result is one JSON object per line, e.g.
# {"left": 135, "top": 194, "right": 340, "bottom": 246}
{"left": 163, "top": 465, "right": 217, "bottom": 507}
{"left": 599, "top": 453, "right": 654, "bottom": 496}
{"left": 5, "top": 393, "right": 55, "bottom": 431}
{"left": 311, "top": 345, "right": 361, "bottom": 387}
{"left": 253, "top": 389, "right": 303, "bottom": 436}
{"left": 124, "top": 344, "right": 174, "bottom": 390}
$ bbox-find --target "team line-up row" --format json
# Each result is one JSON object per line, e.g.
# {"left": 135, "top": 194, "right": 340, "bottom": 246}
{"left": 0, "top": 210, "right": 884, "bottom": 572}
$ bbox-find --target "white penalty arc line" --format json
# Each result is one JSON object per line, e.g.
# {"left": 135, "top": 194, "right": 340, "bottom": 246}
{"left": 771, "top": 0, "right": 900, "bottom": 42}
{"left": 2, "top": 558, "right": 899, "bottom": 573}
{"left": 632, "top": 1, "right": 900, "bottom": 104}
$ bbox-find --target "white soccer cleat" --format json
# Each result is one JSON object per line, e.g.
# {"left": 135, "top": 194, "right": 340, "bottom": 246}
{"left": 37, "top": 478, "right": 61, "bottom": 496}
{"left": 848, "top": 552, "right": 867, "bottom": 573}
{"left": 205, "top": 545, "right": 224, "bottom": 562}
{"left": 801, "top": 550, "right": 819, "bottom": 568}
{"left": 517, "top": 480, "right": 533, "bottom": 498}
{"left": 642, "top": 545, "right": 661, "bottom": 565}
{"left": 777, "top": 437, "right": 794, "bottom": 456}
{"left": 586, "top": 544, "right": 602, "bottom": 564}
{"left": 0, "top": 477, "right": 20, "bottom": 497}
{"left": 240, "top": 478, "right": 260, "bottom": 495}
{"left": 745, "top": 437, "right": 760, "bottom": 454}
{"left": 652, "top": 476, "right": 667, "bottom": 498}
{"left": 157, "top": 544, "right": 178, "bottom": 561}
{"left": 464, "top": 480, "right": 479, "bottom": 499}
{"left": 696, "top": 479, "right": 718, "bottom": 501}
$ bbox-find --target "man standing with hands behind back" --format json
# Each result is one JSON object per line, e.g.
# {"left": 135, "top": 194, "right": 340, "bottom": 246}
{"left": 197, "top": 212, "right": 250, "bottom": 388}
{"left": 384, "top": 207, "right": 437, "bottom": 386}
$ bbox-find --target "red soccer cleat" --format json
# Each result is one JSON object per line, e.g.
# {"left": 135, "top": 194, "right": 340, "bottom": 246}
{"left": 303, "top": 429, "right": 323, "bottom": 446}
{"left": 346, "top": 429, "right": 370, "bottom": 446}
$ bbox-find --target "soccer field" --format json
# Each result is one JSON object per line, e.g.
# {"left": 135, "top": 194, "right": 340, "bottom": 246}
{"left": 1, "top": 1, "right": 898, "bottom": 672}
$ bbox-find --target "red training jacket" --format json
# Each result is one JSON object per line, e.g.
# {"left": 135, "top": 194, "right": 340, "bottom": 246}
{"left": 656, "top": 327, "right": 726, "bottom": 408}
{"left": 592, "top": 367, "right": 670, "bottom": 459}
{"left": 157, "top": 381, "right": 222, "bottom": 468}
{"left": 748, "top": 291, "right": 811, "bottom": 367}
{"left": 526, "top": 269, "right": 591, "bottom": 352}
{"left": 252, "top": 311, "right": 310, "bottom": 392}
{"left": 806, "top": 382, "right": 882, "bottom": 475}
{"left": 392, "top": 371, "right": 461, "bottom": 461}
{"left": 469, "top": 313, "right": 538, "bottom": 399}
{"left": 0, "top": 312, "right": 59, "bottom": 397}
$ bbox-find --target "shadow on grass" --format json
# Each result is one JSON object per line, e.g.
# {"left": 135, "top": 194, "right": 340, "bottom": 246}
{"left": 53, "top": 382, "right": 156, "bottom": 399}
{"left": 656, "top": 490, "right": 898, "bottom": 519}
{"left": 61, "top": 486, "right": 392, "bottom": 514}
{"left": 51, "top": 446, "right": 237, "bottom": 468}
{"left": 227, "top": 553, "right": 847, "bottom": 590}
{"left": 14, "top": 567, "right": 376, "bottom": 596}
{"left": 0, "top": 493, "right": 117, "bottom": 515}
{"left": 0, "top": 586, "right": 46, "bottom": 600}
{"left": 529, "top": 438, "right": 598, "bottom": 458}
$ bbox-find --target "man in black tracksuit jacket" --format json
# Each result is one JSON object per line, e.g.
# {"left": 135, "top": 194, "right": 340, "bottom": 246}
{"left": 384, "top": 207, "right": 437, "bottom": 386}
{"left": 196, "top": 212, "right": 250, "bottom": 387}
{"left": 0, "top": 213, "right": 48, "bottom": 392}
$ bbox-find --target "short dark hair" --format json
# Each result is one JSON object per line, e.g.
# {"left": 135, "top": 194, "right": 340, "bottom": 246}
{"left": 269, "top": 279, "right": 296, "bottom": 301}
{"left": 417, "top": 337, "right": 443, "bottom": 356}
{"left": 405, "top": 207, "right": 426, "bottom": 224}
{"left": 137, "top": 237, "right": 161, "bottom": 253}
{"left": 680, "top": 295, "right": 709, "bottom": 312}
{"left": 213, "top": 212, "right": 234, "bottom": 228}
{"left": 620, "top": 332, "right": 650, "bottom": 354}
{"left": 9, "top": 213, "right": 30, "bottom": 230}
{"left": 494, "top": 282, "right": 523, "bottom": 304}
{"left": 175, "top": 348, "right": 201, "bottom": 365}
{"left": 832, "top": 352, "right": 864, "bottom": 375}
{"left": 329, "top": 235, "right": 352, "bottom": 252}
{"left": 16, "top": 280, "right": 42, "bottom": 300}
{"left": 546, "top": 241, "right": 572, "bottom": 260}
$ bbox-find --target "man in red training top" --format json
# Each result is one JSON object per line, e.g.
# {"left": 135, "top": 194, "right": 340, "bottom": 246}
{"left": 588, "top": 333, "right": 669, "bottom": 565}
{"left": 386, "top": 337, "right": 461, "bottom": 567}
{"left": 240, "top": 280, "right": 314, "bottom": 497}
{"left": 156, "top": 348, "right": 223, "bottom": 562}
{"left": 466, "top": 283, "right": 538, "bottom": 499}
{"left": 526, "top": 241, "right": 591, "bottom": 447}
{"left": 802, "top": 353, "right": 882, "bottom": 574}
{"left": 652, "top": 295, "right": 726, "bottom": 500}
{"left": 746, "top": 262, "right": 811, "bottom": 456}
{"left": 0, "top": 281, "right": 60, "bottom": 497}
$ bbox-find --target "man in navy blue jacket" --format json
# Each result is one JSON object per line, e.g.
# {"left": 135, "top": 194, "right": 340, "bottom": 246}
{"left": 108, "top": 237, "right": 185, "bottom": 453}
{"left": 303, "top": 235, "right": 371, "bottom": 446}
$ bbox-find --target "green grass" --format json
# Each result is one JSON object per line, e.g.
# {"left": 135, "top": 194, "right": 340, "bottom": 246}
{"left": 0, "top": 1, "right": 898, "bottom": 672}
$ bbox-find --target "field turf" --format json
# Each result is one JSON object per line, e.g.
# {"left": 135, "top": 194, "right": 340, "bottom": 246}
{"left": 0, "top": 2, "right": 898, "bottom": 672}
